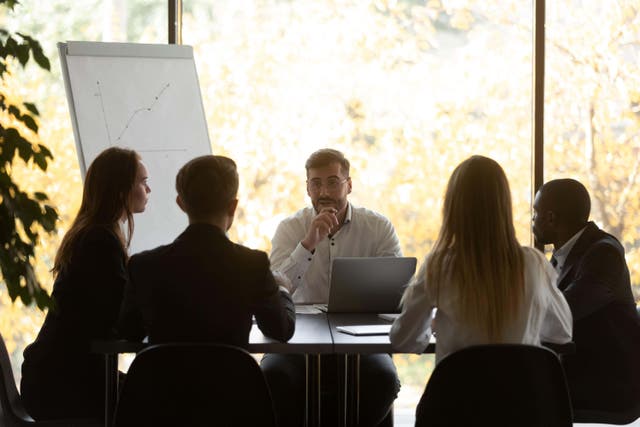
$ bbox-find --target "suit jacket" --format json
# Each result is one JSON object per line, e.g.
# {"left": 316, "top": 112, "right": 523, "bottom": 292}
{"left": 21, "top": 225, "right": 127, "bottom": 420}
{"left": 558, "top": 221, "right": 640, "bottom": 411}
{"left": 119, "top": 223, "right": 295, "bottom": 348}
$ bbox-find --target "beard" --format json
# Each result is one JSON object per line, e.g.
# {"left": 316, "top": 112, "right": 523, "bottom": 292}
{"left": 313, "top": 197, "right": 347, "bottom": 214}
{"left": 316, "top": 197, "right": 337, "bottom": 208}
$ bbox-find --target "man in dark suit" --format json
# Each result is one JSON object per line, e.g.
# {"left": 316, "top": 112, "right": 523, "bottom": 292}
{"left": 119, "top": 155, "right": 295, "bottom": 347}
{"left": 533, "top": 178, "right": 640, "bottom": 414}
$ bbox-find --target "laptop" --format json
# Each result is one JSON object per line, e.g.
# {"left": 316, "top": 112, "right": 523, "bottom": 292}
{"left": 316, "top": 256, "right": 417, "bottom": 313}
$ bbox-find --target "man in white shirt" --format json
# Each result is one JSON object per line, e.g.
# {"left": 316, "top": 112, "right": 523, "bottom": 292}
{"left": 263, "top": 148, "right": 401, "bottom": 427}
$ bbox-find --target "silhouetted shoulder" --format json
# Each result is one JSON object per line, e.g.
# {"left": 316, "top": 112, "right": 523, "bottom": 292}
{"left": 80, "top": 225, "right": 120, "bottom": 248}
{"left": 231, "top": 242, "right": 271, "bottom": 269}
{"left": 71, "top": 225, "right": 125, "bottom": 265}
{"left": 591, "top": 232, "right": 624, "bottom": 253}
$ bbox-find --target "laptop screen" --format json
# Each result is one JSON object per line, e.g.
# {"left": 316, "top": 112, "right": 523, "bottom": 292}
{"left": 327, "top": 257, "right": 417, "bottom": 313}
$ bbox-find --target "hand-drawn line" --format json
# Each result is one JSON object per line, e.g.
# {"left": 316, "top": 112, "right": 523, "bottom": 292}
{"left": 94, "top": 81, "right": 171, "bottom": 144}
{"left": 115, "top": 83, "right": 171, "bottom": 142}
{"left": 94, "top": 81, "right": 112, "bottom": 143}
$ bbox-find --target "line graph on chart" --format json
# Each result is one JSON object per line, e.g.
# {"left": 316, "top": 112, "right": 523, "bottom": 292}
{"left": 94, "top": 81, "right": 171, "bottom": 144}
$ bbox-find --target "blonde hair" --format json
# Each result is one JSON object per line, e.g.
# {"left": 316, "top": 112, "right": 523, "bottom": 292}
{"left": 426, "top": 155, "right": 524, "bottom": 341}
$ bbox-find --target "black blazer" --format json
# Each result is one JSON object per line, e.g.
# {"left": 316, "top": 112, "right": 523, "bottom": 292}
{"left": 558, "top": 221, "right": 640, "bottom": 411}
{"left": 119, "top": 223, "right": 295, "bottom": 348}
{"left": 21, "top": 225, "right": 127, "bottom": 420}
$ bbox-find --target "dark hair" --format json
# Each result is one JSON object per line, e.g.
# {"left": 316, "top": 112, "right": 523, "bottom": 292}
{"left": 305, "top": 148, "right": 350, "bottom": 176}
{"left": 175, "top": 155, "right": 238, "bottom": 219}
{"left": 53, "top": 147, "right": 140, "bottom": 275}
{"left": 539, "top": 178, "right": 591, "bottom": 225}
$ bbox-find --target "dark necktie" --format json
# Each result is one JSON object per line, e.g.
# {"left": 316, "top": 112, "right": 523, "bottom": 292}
{"left": 550, "top": 254, "right": 558, "bottom": 268}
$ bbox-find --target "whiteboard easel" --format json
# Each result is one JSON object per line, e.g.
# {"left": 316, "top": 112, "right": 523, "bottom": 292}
{"left": 58, "top": 41, "right": 212, "bottom": 254}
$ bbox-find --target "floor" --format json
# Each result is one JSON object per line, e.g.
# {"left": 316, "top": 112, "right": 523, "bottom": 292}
{"left": 391, "top": 384, "right": 640, "bottom": 426}
{"left": 392, "top": 408, "right": 640, "bottom": 427}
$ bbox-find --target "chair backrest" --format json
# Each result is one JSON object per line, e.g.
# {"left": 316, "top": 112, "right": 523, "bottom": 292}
{"left": 415, "top": 344, "right": 573, "bottom": 427}
{"left": 0, "top": 332, "right": 34, "bottom": 426}
{"left": 113, "top": 343, "right": 277, "bottom": 427}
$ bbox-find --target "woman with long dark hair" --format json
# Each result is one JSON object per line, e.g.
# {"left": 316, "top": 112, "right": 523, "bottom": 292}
{"left": 21, "top": 147, "right": 150, "bottom": 420}
{"left": 390, "top": 155, "right": 572, "bottom": 362}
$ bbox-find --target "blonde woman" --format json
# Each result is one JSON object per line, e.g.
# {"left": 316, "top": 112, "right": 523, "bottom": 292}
{"left": 390, "top": 155, "right": 572, "bottom": 362}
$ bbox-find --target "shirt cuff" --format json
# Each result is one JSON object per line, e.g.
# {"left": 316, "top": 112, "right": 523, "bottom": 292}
{"left": 292, "top": 242, "right": 314, "bottom": 267}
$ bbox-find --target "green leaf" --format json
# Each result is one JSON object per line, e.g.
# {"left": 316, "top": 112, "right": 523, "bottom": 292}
{"left": 38, "top": 144, "right": 53, "bottom": 159}
{"left": 8, "top": 104, "right": 20, "bottom": 117}
{"left": 15, "top": 43, "right": 29, "bottom": 66}
{"left": 0, "top": 1, "right": 20, "bottom": 11}
{"left": 34, "top": 288, "right": 53, "bottom": 311}
{"left": 22, "top": 113, "right": 38, "bottom": 132}
{"left": 2, "top": 127, "right": 20, "bottom": 160}
{"left": 41, "top": 205, "right": 59, "bottom": 231}
{"left": 0, "top": 3, "right": 56, "bottom": 311}
{"left": 33, "top": 151, "right": 47, "bottom": 170}
{"left": 16, "top": 137, "right": 32, "bottom": 163}
{"left": 4, "top": 36, "right": 18, "bottom": 57}
{"left": 23, "top": 102, "right": 39, "bottom": 116}
{"left": 30, "top": 42, "right": 50, "bottom": 71}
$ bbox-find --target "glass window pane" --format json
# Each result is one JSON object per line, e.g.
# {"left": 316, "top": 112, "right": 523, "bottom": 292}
{"left": 184, "top": 0, "right": 533, "bottom": 419}
{"left": 545, "top": 0, "right": 640, "bottom": 302}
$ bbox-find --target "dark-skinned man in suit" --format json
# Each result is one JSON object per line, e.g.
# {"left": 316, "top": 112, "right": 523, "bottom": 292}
{"left": 533, "top": 178, "right": 640, "bottom": 415}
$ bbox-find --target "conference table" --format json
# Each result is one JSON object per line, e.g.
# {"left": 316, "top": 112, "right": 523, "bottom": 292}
{"left": 94, "top": 309, "right": 407, "bottom": 427}
{"left": 93, "top": 308, "right": 570, "bottom": 427}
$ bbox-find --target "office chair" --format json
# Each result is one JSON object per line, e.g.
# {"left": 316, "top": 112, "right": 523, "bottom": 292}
{"left": 570, "top": 306, "right": 640, "bottom": 425}
{"left": 414, "top": 344, "right": 573, "bottom": 427}
{"left": 113, "top": 343, "right": 277, "bottom": 427}
{"left": 0, "top": 332, "right": 101, "bottom": 427}
{"left": 571, "top": 304, "right": 640, "bottom": 424}
{"left": 572, "top": 405, "right": 640, "bottom": 425}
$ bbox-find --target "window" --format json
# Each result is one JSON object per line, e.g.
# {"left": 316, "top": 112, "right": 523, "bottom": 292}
{"left": 183, "top": 0, "right": 533, "bottom": 417}
{"left": 3, "top": 1, "right": 637, "bottom": 423}
{"left": 545, "top": 0, "right": 640, "bottom": 300}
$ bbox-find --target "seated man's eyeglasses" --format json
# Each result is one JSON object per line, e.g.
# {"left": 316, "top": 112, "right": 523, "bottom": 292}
{"left": 307, "top": 177, "right": 349, "bottom": 192}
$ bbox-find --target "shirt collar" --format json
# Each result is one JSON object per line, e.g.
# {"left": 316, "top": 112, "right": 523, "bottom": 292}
{"left": 344, "top": 202, "right": 352, "bottom": 225}
{"left": 553, "top": 225, "right": 587, "bottom": 271}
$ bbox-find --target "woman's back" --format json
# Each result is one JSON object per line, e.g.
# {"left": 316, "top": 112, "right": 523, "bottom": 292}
{"left": 391, "top": 155, "right": 572, "bottom": 361}
{"left": 20, "top": 225, "right": 128, "bottom": 420}
{"left": 429, "top": 246, "right": 572, "bottom": 361}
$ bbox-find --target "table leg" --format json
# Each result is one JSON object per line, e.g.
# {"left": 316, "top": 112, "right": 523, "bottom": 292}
{"left": 305, "top": 354, "right": 321, "bottom": 427}
{"left": 104, "top": 353, "right": 118, "bottom": 427}
{"left": 339, "top": 355, "right": 346, "bottom": 427}
{"left": 345, "top": 354, "right": 360, "bottom": 427}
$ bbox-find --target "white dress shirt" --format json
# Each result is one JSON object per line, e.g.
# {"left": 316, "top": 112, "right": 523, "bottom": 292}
{"left": 270, "top": 203, "right": 402, "bottom": 304}
{"left": 390, "top": 246, "right": 573, "bottom": 362}
{"left": 551, "top": 225, "right": 587, "bottom": 274}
